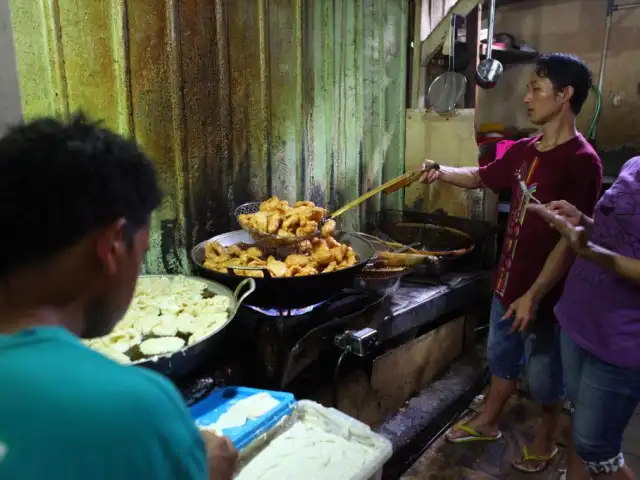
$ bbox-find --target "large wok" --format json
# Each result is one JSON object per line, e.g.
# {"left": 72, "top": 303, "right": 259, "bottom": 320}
{"left": 131, "top": 275, "right": 255, "bottom": 377}
{"left": 191, "top": 230, "right": 376, "bottom": 309}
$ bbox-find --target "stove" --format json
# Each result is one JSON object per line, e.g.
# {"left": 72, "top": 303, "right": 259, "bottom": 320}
{"left": 235, "top": 289, "right": 387, "bottom": 388}
{"left": 174, "top": 272, "right": 492, "bottom": 409}
{"left": 174, "top": 288, "right": 389, "bottom": 405}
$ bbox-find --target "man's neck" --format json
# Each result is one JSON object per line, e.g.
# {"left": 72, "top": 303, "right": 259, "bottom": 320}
{"left": 538, "top": 114, "right": 578, "bottom": 149}
{"left": 0, "top": 305, "right": 83, "bottom": 336}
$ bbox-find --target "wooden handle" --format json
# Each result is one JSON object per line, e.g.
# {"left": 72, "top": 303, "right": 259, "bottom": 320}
{"left": 375, "top": 251, "right": 428, "bottom": 267}
{"left": 330, "top": 172, "right": 416, "bottom": 220}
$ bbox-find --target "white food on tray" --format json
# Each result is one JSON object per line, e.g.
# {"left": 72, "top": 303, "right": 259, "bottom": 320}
{"left": 235, "top": 403, "right": 381, "bottom": 480}
{"left": 197, "top": 393, "right": 281, "bottom": 432}
{"left": 83, "top": 276, "right": 232, "bottom": 363}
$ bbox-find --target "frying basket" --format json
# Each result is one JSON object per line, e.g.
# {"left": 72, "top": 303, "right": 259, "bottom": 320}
{"left": 374, "top": 210, "right": 496, "bottom": 276}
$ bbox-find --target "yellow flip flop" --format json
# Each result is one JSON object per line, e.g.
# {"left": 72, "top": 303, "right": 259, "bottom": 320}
{"left": 511, "top": 445, "right": 559, "bottom": 473}
{"left": 445, "top": 422, "right": 503, "bottom": 444}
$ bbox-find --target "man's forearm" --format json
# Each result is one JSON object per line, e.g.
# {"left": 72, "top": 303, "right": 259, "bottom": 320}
{"left": 438, "top": 166, "right": 483, "bottom": 190}
{"left": 582, "top": 243, "right": 640, "bottom": 285}
{"left": 527, "top": 238, "right": 575, "bottom": 302}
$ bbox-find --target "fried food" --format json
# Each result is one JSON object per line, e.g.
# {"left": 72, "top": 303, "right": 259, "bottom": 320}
{"left": 203, "top": 236, "right": 358, "bottom": 278}
{"left": 238, "top": 196, "right": 331, "bottom": 238}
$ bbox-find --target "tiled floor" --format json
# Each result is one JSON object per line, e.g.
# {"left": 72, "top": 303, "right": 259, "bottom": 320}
{"left": 401, "top": 394, "right": 640, "bottom": 479}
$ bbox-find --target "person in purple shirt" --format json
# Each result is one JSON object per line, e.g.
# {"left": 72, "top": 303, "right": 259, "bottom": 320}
{"left": 529, "top": 156, "right": 640, "bottom": 480}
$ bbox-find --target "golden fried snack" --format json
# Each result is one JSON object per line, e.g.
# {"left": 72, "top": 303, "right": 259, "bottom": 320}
{"left": 238, "top": 196, "right": 328, "bottom": 238}
{"left": 321, "top": 219, "right": 336, "bottom": 238}
{"left": 202, "top": 235, "right": 358, "bottom": 278}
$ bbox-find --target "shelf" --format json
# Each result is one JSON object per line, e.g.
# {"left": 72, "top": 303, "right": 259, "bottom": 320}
{"left": 480, "top": 43, "right": 538, "bottom": 65}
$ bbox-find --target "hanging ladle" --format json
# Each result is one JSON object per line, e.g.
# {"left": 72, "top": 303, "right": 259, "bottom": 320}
{"left": 475, "top": 0, "right": 503, "bottom": 89}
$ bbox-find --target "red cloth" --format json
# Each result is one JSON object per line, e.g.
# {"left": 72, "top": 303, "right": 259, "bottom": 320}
{"left": 477, "top": 139, "right": 515, "bottom": 168}
{"left": 479, "top": 134, "right": 603, "bottom": 316}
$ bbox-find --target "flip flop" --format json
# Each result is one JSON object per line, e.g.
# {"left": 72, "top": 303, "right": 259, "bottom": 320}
{"left": 511, "top": 445, "right": 559, "bottom": 473}
{"left": 445, "top": 422, "right": 503, "bottom": 444}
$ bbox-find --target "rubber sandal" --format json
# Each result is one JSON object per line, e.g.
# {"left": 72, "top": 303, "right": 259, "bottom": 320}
{"left": 511, "top": 445, "right": 559, "bottom": 473}
{"left": 445, "top": 422, "right": 503, "bottom": 444}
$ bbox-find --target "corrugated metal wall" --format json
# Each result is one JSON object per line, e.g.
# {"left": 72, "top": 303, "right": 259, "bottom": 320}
{"left": 10, "top": 0, "right": 408, "bottom": 274}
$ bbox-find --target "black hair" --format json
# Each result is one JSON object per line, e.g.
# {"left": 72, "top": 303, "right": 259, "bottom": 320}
{"left": 0, "top": 113, "right": 162, "bottom": 277}
{"left": 535, "top": 52, "right": 593, "bottom": 115}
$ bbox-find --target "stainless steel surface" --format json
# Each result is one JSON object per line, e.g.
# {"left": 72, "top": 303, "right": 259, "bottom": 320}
{"left": 334, "top": 327, "right": 379, "bottom": 357}
{"left": 596, "top": 0, "right": 613, "bottom": 139}
{"left": 355, "top": 275, "right": 402, "bottom": 296}
{"left": 426, "top": 73, "right": 468, "bottom": 113}
{"left": 486, "top": 0, "right": 496, "bottom": 60}
{"left": 613, "top": 2, "right": 640, "bottom": 10}
{"left": 475, "top": 0, "right": 503, "bottom": 89}
{"left": 235, "top": 202, "right": 321, "bottom": 245}
{"left": 132, "top": 274, "right": 256, "bottom": 376}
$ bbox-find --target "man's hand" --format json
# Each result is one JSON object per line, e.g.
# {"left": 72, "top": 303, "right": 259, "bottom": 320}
{"left": 528, "top": 204, "right": 589, "bottom": 256}
{"left": 201, "top": 430, "right": 238, "bottom": 480}
{"left": 419, "top": 159, "right": 441, "bottom": 184}
{"left": 502, "top": 292, "right": 538, "bottom": 333}
{"left": 546, "top": 200, "right": 582, "bottom": 226}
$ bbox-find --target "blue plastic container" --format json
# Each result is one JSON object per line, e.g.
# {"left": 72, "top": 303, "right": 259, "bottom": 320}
{"left": 190, "top": 386, "right": 296, "bottom": 451}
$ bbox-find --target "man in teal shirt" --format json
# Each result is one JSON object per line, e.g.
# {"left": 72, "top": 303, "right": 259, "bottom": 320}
{"left": 0, "top": 114, "right": 237, "bottom": 479}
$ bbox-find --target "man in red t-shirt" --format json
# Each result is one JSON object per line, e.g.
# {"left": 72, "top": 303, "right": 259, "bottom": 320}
{"left": 420, "top": 53, "right": 602, "bottom": 473}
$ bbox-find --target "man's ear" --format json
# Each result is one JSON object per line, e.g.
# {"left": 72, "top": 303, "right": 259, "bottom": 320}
{"left": 95, "top": 218, "right": 127, "bottom": 276}
{"left": 560, "top": 85, "right": 575, "bottom": 106}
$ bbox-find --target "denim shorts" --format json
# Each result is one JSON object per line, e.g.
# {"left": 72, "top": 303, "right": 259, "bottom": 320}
{"left": 487, "top": 296, "right": 565, "bottom": 405}
{"left": 562, "top": 330, "right": 640, "bottom": 474}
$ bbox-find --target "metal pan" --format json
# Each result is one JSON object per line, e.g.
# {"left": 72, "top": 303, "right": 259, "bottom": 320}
{"left": 131, "top": 275, "right": 255, "bottom": 377}
{"left": 191, "top": 230, "right": 376, "bottom": 309}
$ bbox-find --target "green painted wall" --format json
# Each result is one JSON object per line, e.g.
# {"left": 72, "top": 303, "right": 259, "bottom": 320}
{"left": 10, "top": 0, "right": 408, "bottom": 273}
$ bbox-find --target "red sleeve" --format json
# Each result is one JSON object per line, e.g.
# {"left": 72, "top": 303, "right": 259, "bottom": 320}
{"left": 478, "top": 140, "right": 522, "bottom": 193}
{"left": 564, "top": 153, "right": 603, "bottom": 216}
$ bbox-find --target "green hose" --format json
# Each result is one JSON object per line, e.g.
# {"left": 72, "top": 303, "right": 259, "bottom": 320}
{"left": 587, "top": 85, "right": 602, "bottom": 140}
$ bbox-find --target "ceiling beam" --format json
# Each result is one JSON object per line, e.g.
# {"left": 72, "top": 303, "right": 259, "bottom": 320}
{"left": 420, "top": 0, "right": 481, "bottom": 66}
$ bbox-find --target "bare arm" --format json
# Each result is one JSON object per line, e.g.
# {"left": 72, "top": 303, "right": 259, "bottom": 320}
{"left": 528, "top": 203, "right": 640, "bottom": 285}
{"left": 439, "top": 166, "right": 483, "bottom": 189}
{"left": 526, "top": 238, "right": 575, "bottom": 302}
{"left": 581, "top": 243, "right": 640, "bottom": 286}
{"left": 420, "top": 161, "right": 483, "bottom": 189}
{"left": 201, "top": 430, "right": 238, "bottom": 480}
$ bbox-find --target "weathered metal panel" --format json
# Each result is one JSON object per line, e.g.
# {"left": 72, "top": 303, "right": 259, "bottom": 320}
{"left": 10, "top": 0, "right": 408, "bottom": 274}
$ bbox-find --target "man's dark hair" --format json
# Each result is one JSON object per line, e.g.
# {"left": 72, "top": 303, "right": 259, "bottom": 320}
{"left": 0, "top": 113, "right": 162, "bottom": 277}
{"left": 535, "top": 52, "right": 593, "bottom": 115}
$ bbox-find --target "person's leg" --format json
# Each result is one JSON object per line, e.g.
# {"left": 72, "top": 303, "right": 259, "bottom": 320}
{"left": 560, "top": 330, "right": 591, "bottom": 480}
{"left": 512, "top": 317, "right": 565, "bottom": 472}
{"left": 568, "top": 333, "right": 640, "bottom": 480}
{"left": 447, "top": 296, "right": 522, "bottom": 441}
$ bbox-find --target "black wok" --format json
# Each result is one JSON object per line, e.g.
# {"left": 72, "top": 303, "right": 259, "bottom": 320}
{"left": 132, "top": 275, "right": 255, "bottom": 377}
{"left": 191, "top": 230, "right": 375, "bottom": 309}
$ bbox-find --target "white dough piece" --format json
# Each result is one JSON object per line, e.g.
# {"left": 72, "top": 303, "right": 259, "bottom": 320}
{"left": 234, "top": 418, "right": 376, "bottom": 480}
{"left": 241, "top": 393, "right": 281, "bottom": 419}
{"left": 204, "top": 393, "right": 280, "bottom": 432}
{"left": 104, "top": 329, "right": 140, "bottom": 353}
{"left": 139, "top": 336, "right": 185, "bottom": 356}
{"left": 188, "top": 329, "right": 211, "bottom": 346}
{"left": 151, "top": 318, "right": 179, "bottom": 337}
{"left": 214, "top": 410, "right": 250, "bottom": 430}
{"left": 87, "top": 276, "right": 233, "bottom": 360}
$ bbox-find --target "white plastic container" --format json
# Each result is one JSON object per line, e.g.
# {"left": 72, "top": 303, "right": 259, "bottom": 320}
{"left": 236, "top": 400, "right": 393, "bottom": 480}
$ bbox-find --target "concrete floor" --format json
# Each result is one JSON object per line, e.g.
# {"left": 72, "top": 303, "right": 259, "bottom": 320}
{"left": 401, "top": 393, "right": 640, "bottom": 479}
